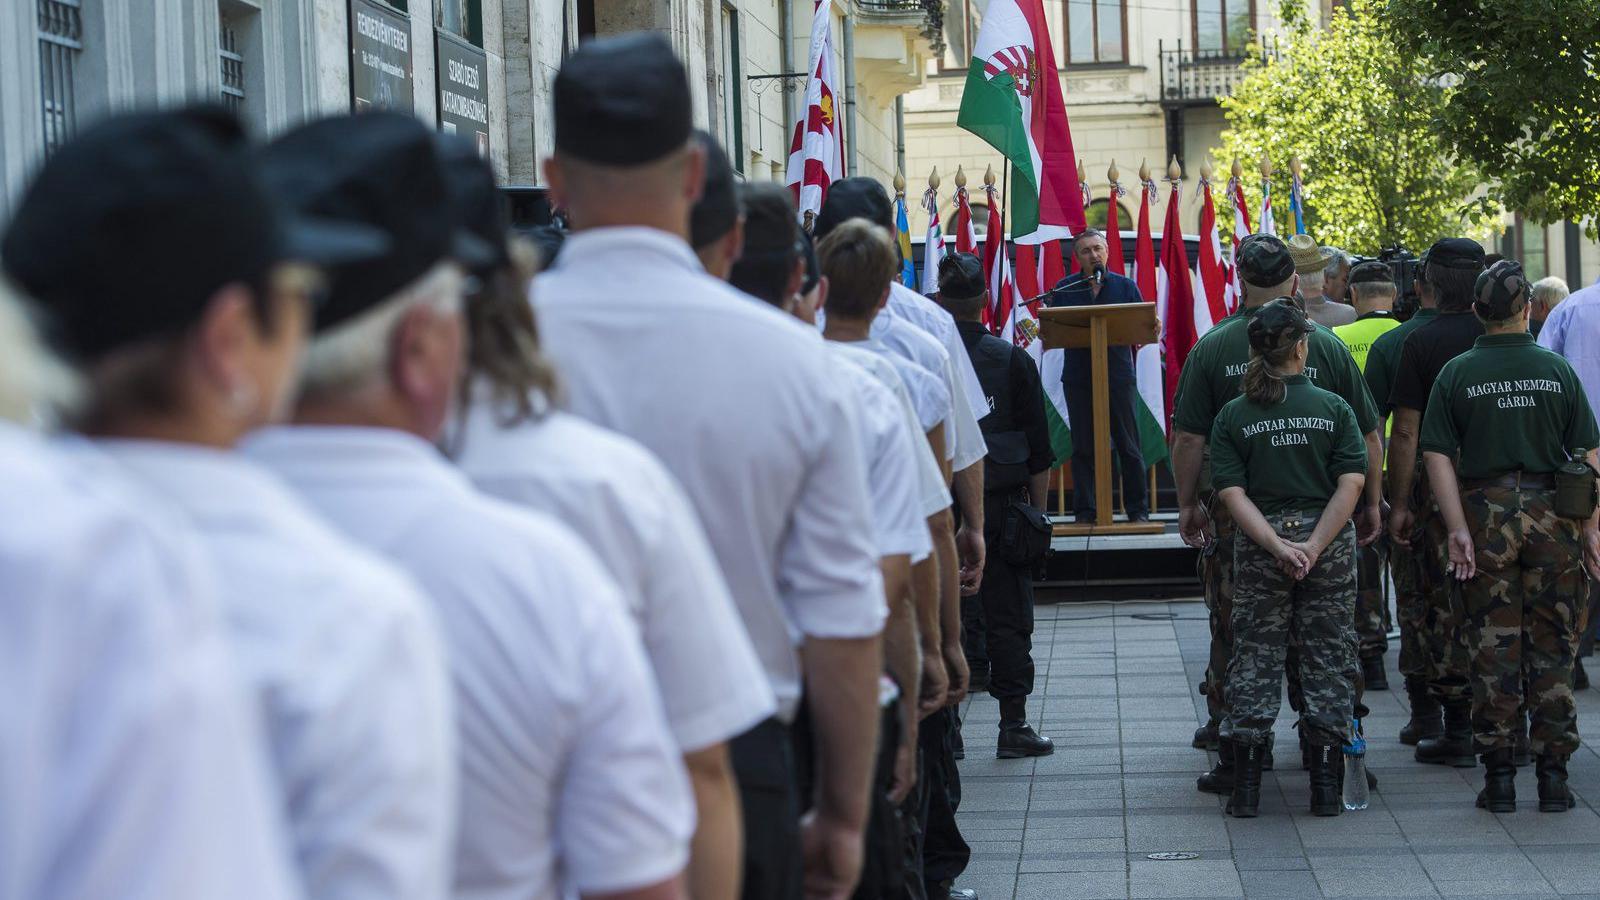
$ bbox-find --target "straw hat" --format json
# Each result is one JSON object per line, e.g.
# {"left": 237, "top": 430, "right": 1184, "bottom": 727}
{"left": 1287, "top": 233, "right": 1324, "bottom": 275}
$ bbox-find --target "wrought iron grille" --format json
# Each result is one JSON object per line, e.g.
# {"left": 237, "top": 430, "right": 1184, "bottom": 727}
{"left": 1157, "top": 37, "right": 1279, "bottom": 107}
{"left": 220, "top": 18, "right": 245, "bottom": 111}
{"left": 37, "top": 0, "right": 82, "bottom": 156}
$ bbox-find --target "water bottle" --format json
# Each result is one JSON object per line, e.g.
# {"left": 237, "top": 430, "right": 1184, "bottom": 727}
{"left": 1342, "top": 718, "right": 1369, "bottom": 811}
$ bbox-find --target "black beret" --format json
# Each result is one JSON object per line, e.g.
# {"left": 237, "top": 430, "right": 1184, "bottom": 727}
{"left": 1237, "top": 233, "right": 1296, "bottom": 287}
{"left": 815, "top": 177, "right": 894, "bottom": 237}
{"left": 259, "top": 112, "right": 493, "bottom": 332}
{"left": 1248, "top": 297, "right": 1315, "bottom": 352}
{"left": 1348, "top": 260, "right": 1392, "bottom": 285}
{"left": 1426, "top": 237, "right": 1486, "bottom": 271}
{"left": 554, "top": 32, "right": 692, "bottom": 166}
{"left": 690, "top": 130, "right": 741, "bottom": 249}
{"left": 436, "top": 133, "right": 511, "bottom": 278}
{"left": 937, "top": 252, "right": 986, "bottom": 301}
{"left": 1473, "top": 259, "right": 1529, "bottom": 320}
{"left": 0, "top": 106, "right": 387, "bottom": 362}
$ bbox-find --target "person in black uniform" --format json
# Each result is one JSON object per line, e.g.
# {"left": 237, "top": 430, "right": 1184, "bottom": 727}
{"left": 937, "top": 252, "right": 1056, "bottom": 760}
{"left": 1048, "top": 228, "right": 1149, "bottom": 522}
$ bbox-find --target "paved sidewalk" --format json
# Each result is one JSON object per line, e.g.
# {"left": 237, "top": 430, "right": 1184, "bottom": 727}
{"left": 949, "top": 599, "right": 1600, "bottom": 899}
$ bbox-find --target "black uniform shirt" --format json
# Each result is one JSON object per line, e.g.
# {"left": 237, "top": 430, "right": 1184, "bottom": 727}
{"left": 1389, "top": 310, "right": 1484, "bottom": 413}
{"left": 955, "top": 321, "right": 1053, "bottom": 477}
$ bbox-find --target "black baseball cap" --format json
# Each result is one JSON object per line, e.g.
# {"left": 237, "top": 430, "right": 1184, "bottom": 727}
{"left": 1248, "top": 297, "right": 1315, "bottom": 351}
{"left": 1236, "top": 234, "right": 1296, "bottom": 287}
{"left": 690, "top": 130, "right": 741, "bottom": 250}
{"left": 554, "top": 32, "right": 692, "bottom": 166}
{"left": 1348, "top": 260, "right": 1392, "bottom": 285}
{"left": 259, "top": 112, "right": 494, "bottom": 332}
{"left": 1473, "top": 259, "right": 1529, "bottom": 320}
{"left": 1426, "top": 238, "right": 1486, "bottom": 271}
{"left": 435, "top": 133, "right": 511, "bottom": 278}
{"left": 1, "top": 105, "right": 388, "bottom": 362}
{"left": 938, "top": 252, "right": 986, "bottom": 302}
{"left": 814, "top": 177, "right": 894, "bottom": 238}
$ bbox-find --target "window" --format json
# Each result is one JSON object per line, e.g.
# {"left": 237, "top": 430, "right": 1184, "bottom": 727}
{"left": 435, "top": 0, "right": 482, "bottom": 45}
{"left": 941, "top": 0, "right": 985, "bottom": 69}
{"left": 1508, "top": 215, "right": 1549, "bottom": 282}
{"left": 37, "top": 0, "right": 82, "bottom": 157}
{"left": 720, "top": 6, "right": 743, "bottom": 173}
{"left": 219, "top": 12, "right": 245, "bottom": 112}
{"left": 1065, "top": 0, "right": 1123, "bottom": 65}
{"left": 1193, "top": 0, "right": 1253, "bottom": 56}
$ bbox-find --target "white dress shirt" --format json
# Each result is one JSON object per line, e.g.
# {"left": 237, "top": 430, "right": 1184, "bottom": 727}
{"left": 1, "top": 424, "right": 300, "bottom": 900}
{"left": 830, "top": 342, "right": 952, "bottom": 521}
{"left": 533, "top": 227, "right": 887, "bottom": 720}
{"left": 828, "top": 353, "right": 934, "bottom": 562}
{"left": 452, "top": 401, "right": 777, "bottom": 752}
{"left": 246, "top": 426, "right": 692, "bottom": 900}
{"left": 882, "top": 282, "right": 989, "bottom": 471}
{"left": 100, "top": 440, "right": 457, "bottom": 900}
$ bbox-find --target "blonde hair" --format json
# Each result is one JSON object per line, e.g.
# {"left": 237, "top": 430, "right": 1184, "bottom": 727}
{"left": 300, "top": 263, "right": 464, "bottom": 397}
{"left": 0, "top": 278, "right": 78, "bottom": 424}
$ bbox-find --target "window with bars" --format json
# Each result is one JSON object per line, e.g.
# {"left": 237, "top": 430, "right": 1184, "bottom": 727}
{"left": 37, "top": 0, "right": 83, "bottom": 157}
{"left": 219, "top": 13, "right": 245, "bottom": 112}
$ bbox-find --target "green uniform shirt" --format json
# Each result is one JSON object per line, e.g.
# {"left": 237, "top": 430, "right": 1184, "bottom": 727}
{"left": 1419, "top": 332, "right": 1600, "bottom": 479}
{"left": 1363, "top": 307, "right": 1438, "bottom": 417}
{"left": 1209, "top": 375, "right": 1369, "bottom": 514}
{"left": 1172, "top": 305, "right": 1380, "bottom": 436}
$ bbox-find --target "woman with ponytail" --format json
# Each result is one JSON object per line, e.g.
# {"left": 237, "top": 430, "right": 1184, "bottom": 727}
{"left": 1208, "top": 298, "right": 1369, "bottom": 819}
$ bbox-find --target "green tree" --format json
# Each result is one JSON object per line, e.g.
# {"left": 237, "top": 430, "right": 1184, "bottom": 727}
{"left": 1213, "top": 0, "right": 1497, "bottom": 253}
{"left": 1387, "top": 0, "right": 1600, "bottom": 236}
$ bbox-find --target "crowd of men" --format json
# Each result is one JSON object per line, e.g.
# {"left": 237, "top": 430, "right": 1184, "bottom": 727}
{"left": 0, "top": 29, "right": 1066, "bottom": 900}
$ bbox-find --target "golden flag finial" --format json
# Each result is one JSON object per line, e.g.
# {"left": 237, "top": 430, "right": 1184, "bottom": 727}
{"left": 1289, "top": 156, "right": 1303, "bottom": 179}
{"left": 928, "top": 166, "right": 941, "bottom": 190}
{"left": 894, "top": 172, "right": 906, "bottom": 195}
{"left": 1231, "top": 157, "right": 1243, "bottom": 179}
{"left": 1260, "top": 155, "right": 1274, "bottom": 179}
{"left": 984, "top": 164, "right": 996, "bottom": 187}
{"left": 1138, "top": 158, "right": 1151, "bottom": 182}
{"left": 1167, "top": 156, "right": 1183, "bottom": 181}
{"left": 955, "top": 165, "right": 967, "bottom": 189}
{"left": 1108, "top": 159, "right": 1120, "bottom": 184}
{"left": 1200, "top": 158, "right": 1213, "bottom": 181}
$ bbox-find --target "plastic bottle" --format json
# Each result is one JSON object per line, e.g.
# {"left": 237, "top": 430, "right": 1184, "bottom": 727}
{"left": 1343, "top": 717, "right": 1369, "bottom": 811}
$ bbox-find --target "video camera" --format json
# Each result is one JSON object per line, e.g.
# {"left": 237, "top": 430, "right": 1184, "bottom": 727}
{"left": 1348, "top": 246, "right": 1422, "bottom": 321}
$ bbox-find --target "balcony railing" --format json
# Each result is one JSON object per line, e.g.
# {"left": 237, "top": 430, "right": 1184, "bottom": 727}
{"left": 856, "top": 0, "right": 945, "bottom": 54}
{"left": 1157, "top": 37, "right": 1279, "bottom": 107}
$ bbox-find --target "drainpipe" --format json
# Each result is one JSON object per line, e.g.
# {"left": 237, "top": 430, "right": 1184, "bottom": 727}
{"left": 842, "top": 11, "right": 857, "bottom": 175}
{"left": 780, "top": 0, "right": 793, "bottom": 129}
{"left": 895, "top": 95, "right": 906, "bottom": 177}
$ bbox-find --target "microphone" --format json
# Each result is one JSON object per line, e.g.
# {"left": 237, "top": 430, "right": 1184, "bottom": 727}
{"left": 1090, "top": 264, "right": 1106, "bottom": 287}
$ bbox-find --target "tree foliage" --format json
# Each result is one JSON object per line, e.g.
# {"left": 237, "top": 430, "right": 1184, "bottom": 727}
{"left": 1387, "top": 0, "right": 1600, "bottom": 236}
{"left": 1213, "top": 0, "right": 1498, "bottom": 253}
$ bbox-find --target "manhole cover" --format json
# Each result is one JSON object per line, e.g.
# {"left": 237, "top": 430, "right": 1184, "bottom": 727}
{"left": 1146, "top": 852, "right": 1200, "bottom": 861}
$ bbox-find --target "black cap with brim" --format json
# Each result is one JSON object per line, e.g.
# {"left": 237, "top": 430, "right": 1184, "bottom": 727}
{"left": 435, "top": 133, "right": 510, "bottom": 277}
{"left": 938, "top": 252, "right": 986, "bottom": 302}
{"left": 0, "top": 105, "right": 388, "bottom": 362}
{"left": 1426, "top": 237, "right": 1486, "bottom": 271}
{"left": 260, "top": 112, "right": 485, "bottom": 332}
{"left": 815, "top": 177, "right": 894, "bottom": 238}
{"left": 1248, "top": 297, "right": 1315, "bottom": 350}
{"left": 1237, "top": 234, "right": 1296, "bottom": 287}
{"left": 554, "top": 32, "right": 692, "bottom": 166}
{"left": 1474, "top": 259, "right": 1529, "bottom": 319}
{"left": 1348, "top": 260, "right": 1392, "bottom": 285}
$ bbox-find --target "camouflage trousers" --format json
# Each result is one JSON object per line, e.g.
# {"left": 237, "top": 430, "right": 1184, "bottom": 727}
{"left": 1391, "top": 538, "right": 1429, "bottom": 680}
{"left": 1418, "top": 508, "right": 1473, "bottom": 704}
{"left": 1199, "top": 497, "right": 1237, "bottom": 724}
{"left": 1461, "top": 486, "right": 1589, "bottom": 756}
{"left": 1225, "top": 513, "right": 1357, "bottom": 747}
{"left": 1355, "top": 540, "right": 1390, "bottom": 659}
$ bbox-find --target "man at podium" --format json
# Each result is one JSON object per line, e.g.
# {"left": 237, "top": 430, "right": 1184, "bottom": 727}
{"left": 1048, "top": 229, "right": 1150, "bottom": 523}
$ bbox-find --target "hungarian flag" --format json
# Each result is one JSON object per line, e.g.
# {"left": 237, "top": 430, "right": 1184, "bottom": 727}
{"left": 1157, "top": 181, "right": 1197, "bottom": 434}
{"left": 921, "top": 186, "right": 945, "bottom": 295}
{"left": 1195, "top": 178, "right": 1228, "bottom": 330}
{"left": 955, "top": 0, "right": 1084, "bottom": 244}
{"left": 1224, "top": 175, "right": 1252, "bottom": 313}
{"left": 784, "top": 0, "right": 843, "bottom": 223}
{"left": 953, "top": 182, "right": 977, "bottom": 255}
{"left": 981, "top": 185, "right": 1022, "bottom": 335}
{"left": 1132, "top": 177, "right": 1157, "bottom": 301}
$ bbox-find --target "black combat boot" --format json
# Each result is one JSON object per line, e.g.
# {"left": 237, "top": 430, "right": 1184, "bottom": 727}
{"left": 1299, "top": 724, "right": 1312, "bottom": 770}
{"left": 997, "top": 698, "right": 1054, "bottom": 759}
{"left": 1308, "top": 744, "right": 1341, "bottom": 816}
{"left": 1415, "top": 699, "right": 1475, "bottom": 767}
{"left": 1193, "top": 720, "right": 1220, "bottom": 750}
{"left": 1197, "top": 738, "right": 1234, "bottom": 794}
{"left": 1361, "top": 654, "right": 1389, "bottom": 691}
{"left": 1399, "top": 676, "right": 1443, "bottom": 745}
{"left": 1227, "top": 742, "right": 1263, "bottom": 818}
{"left": 1261, "top": 731, "right": 1275, "bottom": 771}
{"left": 1537, "top": 754, "right": 1577, "bottom": 813}
{"left": 1476, "top": 748, "right": 1516, "bottom": 813}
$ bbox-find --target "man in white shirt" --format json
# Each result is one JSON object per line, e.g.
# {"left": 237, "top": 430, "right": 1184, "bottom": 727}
{"left": 438, "top": 132, "right": 774, "bottom": 900}
{"left": 249, "top": 111, "right": 694, "bottom": 900}
{"left": 1, "top": 107, "right": 457, "bottom": 900}
{"left": 0, "top": 278, "right": 300, "bottom": 900}
{"left": 538, "top": 33, "right": 885, "bottom": 900}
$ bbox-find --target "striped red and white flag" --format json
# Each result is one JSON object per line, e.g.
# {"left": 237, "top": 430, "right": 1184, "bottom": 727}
{"left": 953, "top": 181, "right": 978, "bottom": 255}
{"left": 785, "top": 0, "right": 844, "bottom": 223}
{"left": 981, "top": 183, "right": 1023, "bottom": 336}
{"left": 1194, "top": 175, "right": 1228, "bottom": 332}
{"left": 1224, "top": 175, "right": 1253, "bottom": 313}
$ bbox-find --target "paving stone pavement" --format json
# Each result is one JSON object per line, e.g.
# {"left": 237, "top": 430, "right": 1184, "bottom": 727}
{"left": 948, "top": 598, "right": 1600, "bottom": 900}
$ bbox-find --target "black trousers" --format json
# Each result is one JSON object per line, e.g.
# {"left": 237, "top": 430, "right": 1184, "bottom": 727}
{"left": 731, "top": 718, "right": 802, "bottom": 900}
{"left": 1064, "top": 380, "right": 1147, "bottom": 519}
{"left": 920, "top": 707, "right": 970, "bottom": 895}
{"left": 852, "top": 701, "right": 905, "bottom": 900}
{"left": 963, "top": 493, "right": 1038, "bottom": 704}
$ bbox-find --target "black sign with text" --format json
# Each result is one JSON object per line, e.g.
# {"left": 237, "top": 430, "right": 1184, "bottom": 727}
{"left": 435, "top": 30, "right": 490, "bottom": 156}
{"left": 350, "top": 0, "right": 413, "bottom": 112}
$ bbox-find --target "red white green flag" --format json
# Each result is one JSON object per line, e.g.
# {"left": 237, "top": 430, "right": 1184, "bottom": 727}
{"left": 955, "top": 0, "right": 1084, "bottom": 244}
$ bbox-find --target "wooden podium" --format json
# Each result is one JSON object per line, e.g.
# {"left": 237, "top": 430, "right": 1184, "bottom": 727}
{"left": 1037, "top": 302, "right": 1164, "bottom": 536}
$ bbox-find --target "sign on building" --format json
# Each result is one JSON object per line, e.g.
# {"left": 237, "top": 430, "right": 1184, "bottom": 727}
{"left": 434, "top": 30, "right": 490, "bottom": 156}
{"left": 350, "top": 0, "right": 413, "bottom": 112}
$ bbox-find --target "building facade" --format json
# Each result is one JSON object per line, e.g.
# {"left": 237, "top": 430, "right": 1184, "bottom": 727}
{"left": 2, "top": 0, "right": 939, "bottom": 214}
